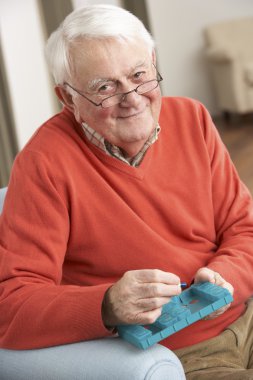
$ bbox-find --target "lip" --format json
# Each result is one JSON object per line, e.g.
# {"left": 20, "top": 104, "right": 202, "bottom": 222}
{"left": 118, "top": 109, "right": 145, "bottom": 119}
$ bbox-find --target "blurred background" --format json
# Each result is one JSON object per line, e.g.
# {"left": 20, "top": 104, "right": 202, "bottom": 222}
{"left": 0, "top": 0, "right": 253, "bottom": 192}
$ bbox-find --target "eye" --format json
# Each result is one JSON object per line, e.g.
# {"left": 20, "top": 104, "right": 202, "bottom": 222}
{"left": 97, "top": 82, "right": 117, "bottom": 95}
{"left": 134, "top": 71, "right": 145, "bottom": 79}
{"left": 133, "top": 70, "right": 148, "bottom": 84}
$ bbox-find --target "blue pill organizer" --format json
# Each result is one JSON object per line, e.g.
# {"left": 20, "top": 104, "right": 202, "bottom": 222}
{"left": 117, "top": 282, "right": 233, "bottom": 349}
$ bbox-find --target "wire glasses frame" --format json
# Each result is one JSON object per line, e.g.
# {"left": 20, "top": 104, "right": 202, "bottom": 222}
{"left": 63, "top": 69, "right": 163, "bottom": 109}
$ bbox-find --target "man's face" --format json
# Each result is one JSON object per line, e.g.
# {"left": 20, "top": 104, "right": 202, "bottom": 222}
{"left": 65, "top": 38, "right": 162, "bottom": 157}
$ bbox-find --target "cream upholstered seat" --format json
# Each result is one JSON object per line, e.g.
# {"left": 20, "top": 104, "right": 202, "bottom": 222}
{"left": 204, "top": 17, "right": 253, "bottom": 115}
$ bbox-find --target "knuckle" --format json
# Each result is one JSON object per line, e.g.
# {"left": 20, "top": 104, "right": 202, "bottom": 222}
{"left": 143, "top": 315, "right": 157, "bottom": 324}
{"left": 149, "top": 283, "right": 159, "bottom": 296}
{"left": 131, "top": 312, "right": 144, "bottom": 324}
{"left": 123, "top": 271, "right": 132, "bottom": 281}
{"left": 145, "top": 310, "right": 162, "bottom": 325}
{"left": 135, "top": 299, "right": 145, "bottom": 309}
{"left": 152, "top": 269, "right": 161, "bottom": 282}
{"left": 152, "top": 298, "right": 161, "bottom": 309}
{"left": 148, "top": 298, "right": 160, "bottom": 309}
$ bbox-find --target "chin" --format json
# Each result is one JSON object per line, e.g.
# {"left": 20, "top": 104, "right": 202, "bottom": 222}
{"left": 122, "top": 129, "right": 153, "bottom": 146}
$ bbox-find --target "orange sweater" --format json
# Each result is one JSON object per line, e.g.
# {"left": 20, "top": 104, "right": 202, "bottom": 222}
{"left": 1, "top": 97, "right": 253, "bottom": 350}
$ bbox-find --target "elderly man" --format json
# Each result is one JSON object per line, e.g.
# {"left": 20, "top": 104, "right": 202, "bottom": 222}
{"left": 1, "top": 4, "right": 253, "bottom": 379}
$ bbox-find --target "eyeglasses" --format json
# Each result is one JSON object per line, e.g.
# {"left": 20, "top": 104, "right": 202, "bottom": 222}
{"left": 63, "top": 70, "right": 163, "bottom": 109}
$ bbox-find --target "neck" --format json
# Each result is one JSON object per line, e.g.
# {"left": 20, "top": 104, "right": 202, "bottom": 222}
{"left": 118, "top": 141, "right": 146, "bottom": 158}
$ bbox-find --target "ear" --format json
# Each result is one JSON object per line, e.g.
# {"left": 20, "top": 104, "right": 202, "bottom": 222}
{"left": 54, "top": 85, "right": 75, "bottom": 112}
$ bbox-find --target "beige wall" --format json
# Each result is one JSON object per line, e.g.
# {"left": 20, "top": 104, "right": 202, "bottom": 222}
{"left": 146, "top": 0, "right": 253, "bottom": 115}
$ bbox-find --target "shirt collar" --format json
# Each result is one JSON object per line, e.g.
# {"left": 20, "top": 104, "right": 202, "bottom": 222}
{"left": 81, "top": 122, "right": 160, "bottom": 167}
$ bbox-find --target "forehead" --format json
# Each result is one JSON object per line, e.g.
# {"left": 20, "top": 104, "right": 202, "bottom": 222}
{"left": 70, "top": 38, "right": 152, "bottom": 83}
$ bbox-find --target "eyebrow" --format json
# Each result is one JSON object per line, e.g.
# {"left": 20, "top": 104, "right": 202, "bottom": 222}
{"left": 87, "top": 78, "right": 114, "bottom": 92}
{"left": 86, "top": 59, "right": 149, "bottom": 91}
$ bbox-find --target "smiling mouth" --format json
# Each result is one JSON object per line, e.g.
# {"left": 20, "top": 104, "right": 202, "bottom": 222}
{"left": 119, "top": 109, "right": 145, "bottom": 119}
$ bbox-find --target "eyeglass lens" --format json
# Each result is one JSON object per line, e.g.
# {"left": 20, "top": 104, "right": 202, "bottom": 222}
{"left": 101, "top": 79, "right": 160, "bottom": 108}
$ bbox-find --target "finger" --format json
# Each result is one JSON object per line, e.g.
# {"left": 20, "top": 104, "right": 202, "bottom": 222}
{"left": 137, "top": 282, "right": 182, "bottom": 298}
{"left": 134, "top": 307, "right": 163, "bottom": 325}
{"left": 195, "top": 268, "right": 234, "bottom": 295}
{"left": 209, "top": 305, "right": 229, "bottom": 318}
{"left": 136, "top": 296, "right": 172, "bottom": 311}
{"left": 194, "top": 267, "right": 216, "bottom": 283}
{"left": 203, "top": 304, "right": 231, "bottom": 320}
{"left": 212, "top": 275, "right": 234, "bottom": 295}
{"left": 213, "top": 272, "right": 225, "bottom": 285}
{"left": 221, "top": 282, "right": 234, "bottom": 295}
{"left": 135, "top": 269, "right": 181, "bottom": 286}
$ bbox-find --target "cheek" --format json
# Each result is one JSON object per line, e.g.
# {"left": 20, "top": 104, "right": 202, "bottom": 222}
{"left": 82, "top": 107, "right": 116, "bottom": 132}
{"left": 97, "top": 108, "right": 123, "bottom": 131}
{"left": 97, "top": 107, "right": 113, "bottom": 119}
{"left": 92, "top": 108, "right": 116, "bottom": 128}
{"left": 148, "top": 90, "right": 162, "bottom": 117}
{"left": 73, "top": 100, "right": 113, "bottom": 125}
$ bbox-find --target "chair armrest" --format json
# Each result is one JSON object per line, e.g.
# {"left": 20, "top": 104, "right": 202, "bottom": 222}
{"left": 205, "top": 46, "right": 238, "bottom": 63}
{"left": 0, "top": 187, "right": 7, "bottom": 214}
{"left": 0, "top": 338, "right": 186, "bottom": 380}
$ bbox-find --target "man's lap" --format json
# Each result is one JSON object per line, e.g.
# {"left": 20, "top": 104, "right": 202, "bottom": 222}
{"left": 175, "top": 299, "right": 253, "bottom": 379}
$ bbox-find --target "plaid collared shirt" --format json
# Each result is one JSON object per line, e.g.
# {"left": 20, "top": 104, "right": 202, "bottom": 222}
{"left": 81, "top": 122, "right": 160, "bottom": 167}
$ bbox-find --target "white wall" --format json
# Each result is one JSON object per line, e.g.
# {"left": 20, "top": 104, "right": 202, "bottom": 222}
{"left": 0, "top": 0, "right": 57, "bottom": 149}
{"left": 146, "top": 0, "right": 253, "bottom": 115}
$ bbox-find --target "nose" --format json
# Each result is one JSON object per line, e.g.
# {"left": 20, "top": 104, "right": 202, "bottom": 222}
{"left": 120, "top": 88, "right": 141, "bottom": 107}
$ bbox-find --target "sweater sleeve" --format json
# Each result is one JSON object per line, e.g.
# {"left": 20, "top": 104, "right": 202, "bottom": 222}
{"left": 199, "top": 104, "right": 253, "bottom": 304}
{"left": 0, "top": 150, "right": 112, "bottom": 349}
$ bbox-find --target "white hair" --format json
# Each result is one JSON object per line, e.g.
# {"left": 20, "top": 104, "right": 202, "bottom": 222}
{"left": 45, "top": 4, "right": 155, "bottom": 85}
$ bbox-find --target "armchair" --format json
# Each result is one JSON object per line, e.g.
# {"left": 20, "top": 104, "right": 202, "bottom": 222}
{"left": 204, "top": 17, "right": 253, "bottom": 115}
{"left": 0, "top": 187, "right": 185, "bottom": 380}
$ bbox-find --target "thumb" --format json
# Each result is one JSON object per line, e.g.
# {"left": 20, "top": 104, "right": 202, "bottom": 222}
{"left": 194, "top": 267, "right": 216, "bottom": 284}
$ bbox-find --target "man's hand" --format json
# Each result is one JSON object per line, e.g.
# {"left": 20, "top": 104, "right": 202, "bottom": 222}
{"left": 102, "top": 269, "right": 182, "bottom": 327}
{"left": 194, "top": 267, "right": 234, "bottom": 320}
